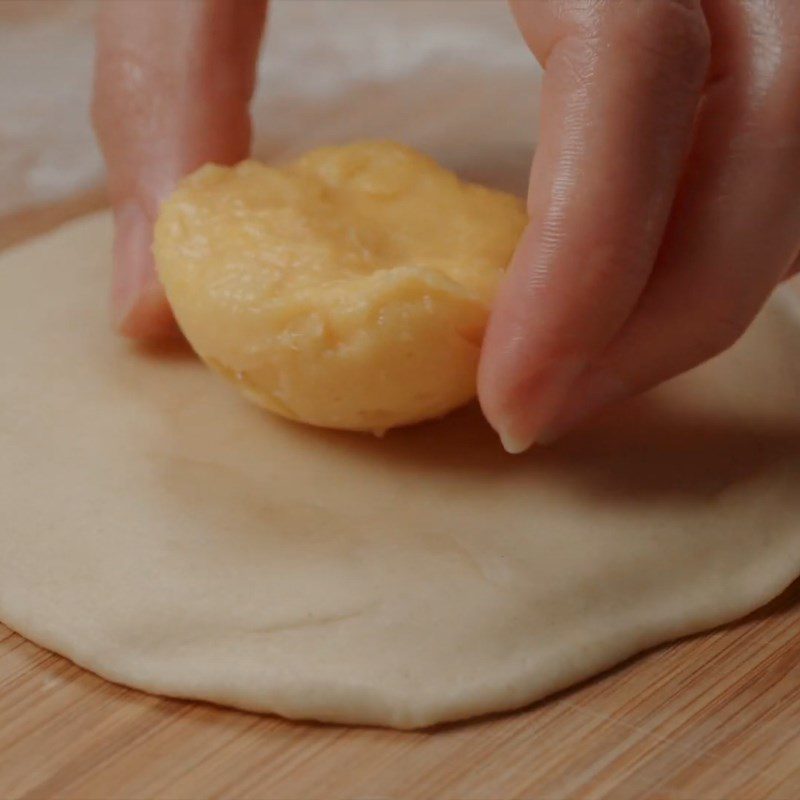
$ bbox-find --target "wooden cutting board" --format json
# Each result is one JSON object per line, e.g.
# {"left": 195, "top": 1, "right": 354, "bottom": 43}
{"left": 1, "top": 202, "right": 800, "bottom": 800}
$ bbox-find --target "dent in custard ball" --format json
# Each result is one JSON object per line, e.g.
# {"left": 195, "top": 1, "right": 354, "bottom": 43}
{"left": 155, "top": 141, "right": 527, "bottom": 432}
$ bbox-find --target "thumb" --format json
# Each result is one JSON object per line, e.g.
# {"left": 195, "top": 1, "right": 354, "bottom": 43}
{"left": 92, "top": 0, "right": 268, "bottom": 340}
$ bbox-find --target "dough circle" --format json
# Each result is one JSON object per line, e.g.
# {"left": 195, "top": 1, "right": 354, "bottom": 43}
{"left": 155, "top": 142, "right": 527, "bottom": 432}
{"left": 1, "top": 214, "right": 800, "bottom": 728}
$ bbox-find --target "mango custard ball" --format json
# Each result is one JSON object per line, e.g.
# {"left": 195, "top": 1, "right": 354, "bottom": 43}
{"left": 155, "top": 141, "right": 527, "bottom": 432}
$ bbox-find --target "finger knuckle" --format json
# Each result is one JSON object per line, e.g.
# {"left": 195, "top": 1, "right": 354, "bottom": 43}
{"left": 616, "top": 0, "right": 710, "bottom": 83}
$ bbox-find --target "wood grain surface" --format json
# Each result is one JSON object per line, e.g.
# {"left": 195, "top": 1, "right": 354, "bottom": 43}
{"left": 1, "top": 203, "right": 800, "bottom": 800}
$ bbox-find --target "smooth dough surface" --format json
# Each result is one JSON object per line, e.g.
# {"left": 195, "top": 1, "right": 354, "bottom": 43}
{"left": 2, "top": 213, "right": 800, "bottom": 728}
{"left": 155, "top": 142, "right": 527, "bottom": 432}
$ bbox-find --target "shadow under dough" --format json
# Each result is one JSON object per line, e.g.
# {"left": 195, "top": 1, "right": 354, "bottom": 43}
{"left": 290, "top": 395, "right": 800, "bottom": 506}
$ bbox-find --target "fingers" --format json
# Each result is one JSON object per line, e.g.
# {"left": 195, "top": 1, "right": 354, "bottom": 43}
{"left": 93, "top": 0, "right": 268, "bottom": 340}
{"left": 479, "top": 0, "right": 710, "bottom": 452}
{"left": 543, "top": 0, "right": 800, "bottom": 440}
{"left": 785, "top": 251, "right": 800, "bottom": 281}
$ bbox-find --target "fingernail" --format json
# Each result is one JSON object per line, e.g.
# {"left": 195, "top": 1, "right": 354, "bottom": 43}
{"left": 537, "top": 371, "right": 628, "bottom": 444}
{"left": 494, "top": 356, "right": 586, "bottom": 454}
{"left": 111, "top": 202, "right": 157, "bottom": 330}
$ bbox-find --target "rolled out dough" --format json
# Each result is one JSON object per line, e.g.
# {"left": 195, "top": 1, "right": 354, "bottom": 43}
{"left": 1, "top": 212, "right": 800, "bottom": 728}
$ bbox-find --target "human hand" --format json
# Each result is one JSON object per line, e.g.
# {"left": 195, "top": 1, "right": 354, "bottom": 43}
{"left": 479, "top": 0, "right": 800, "bottom": 452}
{"left": 92, "top": 0, "right": 267, "bottom": 339}
{"left": 94, "top": 1, "right": 800, "bottom": 450}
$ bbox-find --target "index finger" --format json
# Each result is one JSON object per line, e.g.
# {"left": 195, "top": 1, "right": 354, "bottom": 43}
{"left": 478, "top": 0, "right": 710, "bottom": 452}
